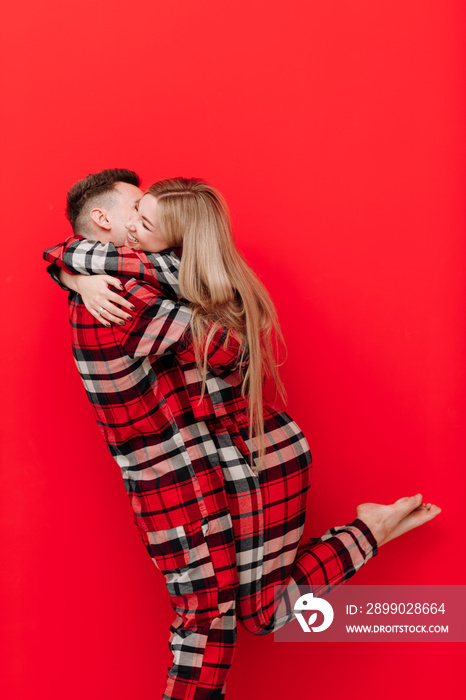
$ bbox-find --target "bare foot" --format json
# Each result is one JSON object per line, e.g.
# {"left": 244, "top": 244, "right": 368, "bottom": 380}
{"left": 356, "top": 494, "right": 442, "bottom": 547}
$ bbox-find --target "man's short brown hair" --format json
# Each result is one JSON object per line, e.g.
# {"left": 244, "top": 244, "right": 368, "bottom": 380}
{"left": 66, "top": 168, "right": 140, "bottom": 234}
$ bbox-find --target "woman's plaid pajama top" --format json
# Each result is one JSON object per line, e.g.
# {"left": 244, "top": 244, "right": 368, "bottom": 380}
{"left": 43, "top": 237, "right": 378, "bottom": 699}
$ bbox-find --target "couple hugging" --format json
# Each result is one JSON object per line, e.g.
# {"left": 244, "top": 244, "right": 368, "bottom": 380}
{"left": 43, "top": 168, "right": 440, "bottom": 700}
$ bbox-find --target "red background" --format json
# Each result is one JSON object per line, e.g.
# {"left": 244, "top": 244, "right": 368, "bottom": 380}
{"left": 1, "top": 1, "right": 464, "bottom": 698}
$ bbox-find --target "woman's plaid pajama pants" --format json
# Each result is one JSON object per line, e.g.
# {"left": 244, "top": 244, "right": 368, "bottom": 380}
{"left": 136, "top": 412, "right": 378, "bottom": 699}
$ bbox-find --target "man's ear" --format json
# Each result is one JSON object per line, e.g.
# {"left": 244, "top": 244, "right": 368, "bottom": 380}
{"left": 90, "top": 208, "right": 112, "bottom": 231}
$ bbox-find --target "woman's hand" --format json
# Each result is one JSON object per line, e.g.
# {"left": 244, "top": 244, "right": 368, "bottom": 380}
{"left": 74, "top": 275, "right": 135, "bottom": 326}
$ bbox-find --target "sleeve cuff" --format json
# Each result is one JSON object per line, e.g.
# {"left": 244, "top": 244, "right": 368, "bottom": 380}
{"left": 349, "top": 517, "right": 379, "bottom": 561}
{"left": 46, "top": 263, "right": 73, "bottom": 292}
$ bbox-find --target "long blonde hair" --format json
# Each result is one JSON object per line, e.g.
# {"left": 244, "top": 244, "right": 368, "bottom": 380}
{"left": 146, "top": 177, "right": 288, "bottom": 474}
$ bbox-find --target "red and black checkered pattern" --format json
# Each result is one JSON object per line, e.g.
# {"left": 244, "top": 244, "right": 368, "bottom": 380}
{"left": 43, "top": 238, "right": 378, "bottom": 698}
{"left": 137, "top": 417, "right": 377, "bottom": 698}
{"left": 44, "top": 237, "right": 259, "bottom": 531}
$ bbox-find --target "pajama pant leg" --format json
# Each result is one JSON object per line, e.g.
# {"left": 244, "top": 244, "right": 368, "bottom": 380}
{"left": 209, "top": 412, "right": 378, "bottom": 637}
{"left": 136, "top": 513, "right": 240, "bottom": 700}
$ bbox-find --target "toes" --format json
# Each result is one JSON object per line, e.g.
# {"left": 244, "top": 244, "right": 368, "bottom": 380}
{"left": 394, "top": 493, "right": 423, "bottom": 516}
{"left": 383, "top": 505, "right": 439, "bottom": 543}
{"left": 411, "top": 504, "right": 441, "bottom": 522}
{"left": 418, "top": 502, "right": 435, "bottom": 512}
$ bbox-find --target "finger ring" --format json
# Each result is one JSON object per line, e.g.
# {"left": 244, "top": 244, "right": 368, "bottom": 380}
{"left": 98, "top": 307, "right": 104, "bottom": 316}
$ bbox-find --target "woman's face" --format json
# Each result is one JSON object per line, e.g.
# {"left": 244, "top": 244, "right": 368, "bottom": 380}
{"left": 125, "top": 194, "right": 170, "bottom": 253}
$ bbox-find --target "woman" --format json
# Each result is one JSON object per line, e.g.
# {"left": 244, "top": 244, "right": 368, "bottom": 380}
{"left": 47, "top": 177, "right": 440, "bottom": 699}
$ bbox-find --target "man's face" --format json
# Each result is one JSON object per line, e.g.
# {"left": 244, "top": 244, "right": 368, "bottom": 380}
{"left": 106, "top": 182, "right": 143, "bottom": 246}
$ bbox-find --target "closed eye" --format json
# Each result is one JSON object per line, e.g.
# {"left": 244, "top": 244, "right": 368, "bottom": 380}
{"left": 135, "top": 203, "right": 148, "bottom": 228}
